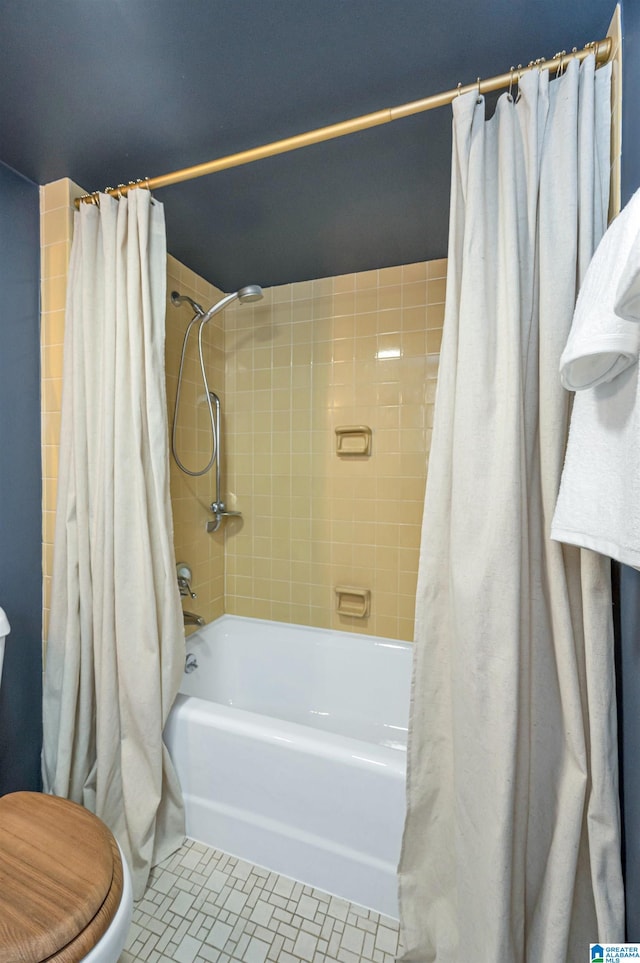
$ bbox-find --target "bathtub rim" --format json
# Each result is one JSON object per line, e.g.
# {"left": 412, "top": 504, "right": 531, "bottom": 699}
{"left": 185, "top": 612, "right": 412, "bottom": 655}
{"left": 167, "top": 692, "right": 407, "bottom": 778}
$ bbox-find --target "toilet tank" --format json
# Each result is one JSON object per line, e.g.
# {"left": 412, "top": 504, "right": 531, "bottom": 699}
{"left": 0, "top": 607, "right": 10, "bottom": 688}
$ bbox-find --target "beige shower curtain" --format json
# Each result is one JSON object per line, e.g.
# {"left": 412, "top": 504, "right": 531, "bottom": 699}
{"left": 398, "top": 55, "right": 624, "bottom": 960}
{"left": 42, "top": 189, "right": 185, "bottom": 899}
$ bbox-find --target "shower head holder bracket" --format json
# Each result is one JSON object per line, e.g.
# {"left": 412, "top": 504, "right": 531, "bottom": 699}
{"left": 207, "top": 503, "right": 243, "bottom": 534}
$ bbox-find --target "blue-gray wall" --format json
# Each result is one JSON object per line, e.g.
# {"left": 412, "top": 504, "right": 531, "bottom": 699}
{"left": 617, "top": 0, "right": 640, "bottom": 940}
{"left": 0, "top": 160, "right": 42, "bottom": 794}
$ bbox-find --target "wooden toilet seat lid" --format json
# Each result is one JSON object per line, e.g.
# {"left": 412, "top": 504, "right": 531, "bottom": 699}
{"left": 0, "top": 791, "right": 118, "bottom": 963}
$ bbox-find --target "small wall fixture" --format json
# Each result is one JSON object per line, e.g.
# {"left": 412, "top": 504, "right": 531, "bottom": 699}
{"left": 335, "top": 425, "right": 372, "bottom": 456}
{"left": 335, "top": 586, "right": 371, "bottom": 619}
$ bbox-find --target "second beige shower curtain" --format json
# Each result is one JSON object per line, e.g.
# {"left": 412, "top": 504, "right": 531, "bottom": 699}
{"left": 398, "top": 55, "right": 624, "bottom": 960}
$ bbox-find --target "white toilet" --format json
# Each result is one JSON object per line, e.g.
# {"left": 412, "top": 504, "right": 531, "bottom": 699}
{"left": 0, "top": 607, "right": 133, "bottom": 963}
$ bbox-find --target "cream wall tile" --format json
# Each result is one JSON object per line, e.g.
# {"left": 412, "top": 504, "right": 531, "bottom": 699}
{"left": 427, "top": 301, "right": 446, "bottom": 329}
{"left": 42, "top": 311, "right": 66, "bottom": 347}
{"left": 428, "top": 276, "right": 447, "bottom": 303}
{"left": 378, "top": 265, "right": 403, "bottom": 286}
{"left": 427, "top": 257, "right": 447, "bottom": 279}
{"left": 41, "top": 207, "right": 74, "bottom": 248}
{"left": 42, "top": 241, "right": 70, "bottom": 281}
{"left": 427, "top": 328, "right": 443, "bottom": 353}
{"left": 355, "top": 269, "right": 379, "bottom": 289}
{"left": 403, "top": 262, "right": 428, "bottom": 282}
{"left": 41, "top": 179, "right": 70, "bottom": 212}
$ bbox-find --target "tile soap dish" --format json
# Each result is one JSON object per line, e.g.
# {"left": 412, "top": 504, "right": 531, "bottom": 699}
{"left": 335, "top": 425, "right": 372, "bottom": 456}
{"left": 335, "top": 586, "right": 371, "bottom": 618}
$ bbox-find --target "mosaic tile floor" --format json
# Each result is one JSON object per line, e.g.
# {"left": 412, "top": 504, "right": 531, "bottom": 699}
{"left": 120, "top": 839, "right": 402, "bottom": 963}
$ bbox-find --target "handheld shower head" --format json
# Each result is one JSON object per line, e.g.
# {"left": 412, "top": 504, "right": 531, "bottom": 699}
{"left": 237, "top": 284, "right": 263, "bottom": 303}
{"left": 171, "top": 284, "right": 264, "bottom": 329}
{"left": 197, "top": 284, "right": 264, "bottom": 324}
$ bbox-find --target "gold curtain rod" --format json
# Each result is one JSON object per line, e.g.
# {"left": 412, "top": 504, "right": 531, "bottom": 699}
{"left": 76, "top": 36, "right": 612, "bottom": 208}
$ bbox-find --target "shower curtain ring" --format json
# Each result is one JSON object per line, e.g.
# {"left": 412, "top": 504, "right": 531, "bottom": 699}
{"left": 515, "top": 64, "right": 523, "bottom": 102}
{"left": 508, "top": 67, "right": 515, "bottom": 102}
{"left": 139, "top": 177, "right": 153, "bottom": 201}
{"left": 476, "top": 77, "right": 482, "bottom": 104}
{"left": 456, "top": 82, "right": 462, "bottom": 97}
{"left": 556, "top": 50, "right": 567, "bottom": 77}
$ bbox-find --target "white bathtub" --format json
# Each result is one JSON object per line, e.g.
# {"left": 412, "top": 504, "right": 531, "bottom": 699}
{"left": 164, "top": 614, "right": 411, "bottom": 917}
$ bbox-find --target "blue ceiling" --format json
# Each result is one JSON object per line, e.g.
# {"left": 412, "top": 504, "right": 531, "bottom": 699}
{"left": 0, "top": 0, "right": 616, "bottom": 290}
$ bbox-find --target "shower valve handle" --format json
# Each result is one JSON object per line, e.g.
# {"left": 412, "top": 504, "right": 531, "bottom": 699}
{"left": 178, "top": 576, "right": 197, "bottom": 599}
{"left": 176, "top": 563, "right": 197, "bottom": 599}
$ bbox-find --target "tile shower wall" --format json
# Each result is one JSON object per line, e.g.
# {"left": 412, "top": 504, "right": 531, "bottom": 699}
{"left": 40, "top": 179, "right": 225, "bottom": 635}
{"left": 223, "top": 262, "right": 445, "bottom": 642}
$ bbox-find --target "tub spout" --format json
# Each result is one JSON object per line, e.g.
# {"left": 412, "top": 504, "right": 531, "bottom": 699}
{"left": 183, "top": 611, "right": 205, "bottom": 627}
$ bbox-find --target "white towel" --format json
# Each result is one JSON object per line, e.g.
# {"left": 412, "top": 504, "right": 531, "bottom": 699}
{"left": 616, "top": 226, "right": 640, "bottom": 324}
{"left": 0, "top": 607, "right": 10, "bottom": 687}
{"left": 559, "top": 187, "right": 640, "bottom": 390}
{"left": 551, "top": 187, "right": 640, "bottom": 566}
